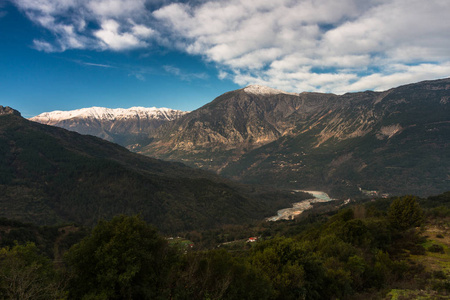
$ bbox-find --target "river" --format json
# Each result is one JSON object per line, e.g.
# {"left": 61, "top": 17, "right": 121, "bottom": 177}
{"left": 267, "top": 190, "right": 335, "bottom": 221}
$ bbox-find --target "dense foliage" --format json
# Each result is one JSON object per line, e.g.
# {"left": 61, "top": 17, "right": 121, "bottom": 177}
{"left": 0, "top": 243, "right": 66, "bottom": 299}
{"left": 0, "top": 193, "right": 448, "bottom": 299}
{"left": 66, "top": 215, "right": 174, "bottom": 299}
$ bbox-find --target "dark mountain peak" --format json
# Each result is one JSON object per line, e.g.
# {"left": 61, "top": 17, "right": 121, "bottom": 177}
{"left": 0, "top": 106, "right": 21, "bottom": 117}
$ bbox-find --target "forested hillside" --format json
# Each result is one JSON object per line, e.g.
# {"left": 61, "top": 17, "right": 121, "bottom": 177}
{"left": 1, "top": 192, "right": 449, "bottom": 299}
{"left": 0, "top": 109, "right": 309, "bottom": 233}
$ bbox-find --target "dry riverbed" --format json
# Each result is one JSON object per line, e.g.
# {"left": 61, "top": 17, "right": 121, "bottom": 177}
{"left": 267, "top": 190, "right": 336, "bottom": 221}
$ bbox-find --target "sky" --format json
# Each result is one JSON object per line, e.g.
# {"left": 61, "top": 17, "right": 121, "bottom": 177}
{"left": 1, "top": 0, "right": 450, "bottom": 118}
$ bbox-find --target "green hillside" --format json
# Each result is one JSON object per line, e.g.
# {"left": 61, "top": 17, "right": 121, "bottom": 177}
{"left": 1, "top": 192, "right": 449, "bottom": 299}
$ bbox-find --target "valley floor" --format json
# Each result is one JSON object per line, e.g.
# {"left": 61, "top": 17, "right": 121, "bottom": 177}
{"left": 267, "top": 190, "right": 337, "bottom": 221}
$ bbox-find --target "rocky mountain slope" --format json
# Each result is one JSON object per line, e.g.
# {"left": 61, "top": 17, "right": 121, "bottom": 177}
{"left": 141, "top": 79, "right": 450, "bottom": 197}
{"left": 142, "top": 85, "right": 306, "bottom": 169}
{"left": 30, "top": 106, "right": 187, "bottom": 149}
{"left": 0, "top": 107, "right": 309, "bottom": 233}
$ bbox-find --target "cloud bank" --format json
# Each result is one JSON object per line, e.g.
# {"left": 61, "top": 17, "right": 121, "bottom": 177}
{"left": 12, "top": 0, "right": 450, "bottom": 93}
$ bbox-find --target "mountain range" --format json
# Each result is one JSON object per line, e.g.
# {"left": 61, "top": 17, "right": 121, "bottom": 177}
{"left": 30, "top": 106, "right": 187, "bottom": 150}
{"left": 30, "top": 78, "right": 450, "bottom": 197}
{"left": 1, "top": 106, "right": 309, "bottom": 233}
{"left": 144, "top": 78, "right": 450, "bottom": 197}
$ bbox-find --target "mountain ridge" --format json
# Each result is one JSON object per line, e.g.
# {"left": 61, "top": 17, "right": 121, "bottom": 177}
{"left": 25, "top": 78, "right": 450, "bottom": 197}
{"left": 0, "top": 111, "right": 310, "bottom": 233}
{"left": 30, "top": 106, "right": 188, "bottom": 149}
{"left": 0, "top": 106, "right": 21, "bottom": 116}
{"left": 141, "top": 77, "right": 450, "bottom": 196}
{"left": 31, "top": 106, "right": 187, "bottom": 122}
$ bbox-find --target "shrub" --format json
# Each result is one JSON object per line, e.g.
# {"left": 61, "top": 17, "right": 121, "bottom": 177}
{"left": 388, "top": 196, "right": 424, "bottom": 231}
{"left": 428, "top": 244, "right": 445, "bottom": 254}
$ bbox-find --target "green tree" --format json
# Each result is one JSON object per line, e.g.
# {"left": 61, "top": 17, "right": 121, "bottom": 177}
{"left": 0, "top": 242, "right": 66, "bottom": 299}
{"left": 387, "top": 195, "right": 424, "bottom": 231}
{"left": 171, "top": 249, "right": 273, "bottom": 299}
{"left": 65, "top": 215, "right": 174, "bottom": 300}
{"left": 250, "top": 238, "right": 327, "bottom": 300}
{"left": 339, "top": 219, "right": 370, "bottom": 247}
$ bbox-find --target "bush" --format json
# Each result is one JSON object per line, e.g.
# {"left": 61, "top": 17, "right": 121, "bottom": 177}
{"left": 428, "top": 244, "right": 445, "bottom": 254}
{"left": 433, "top": 270, "right": 447, "bottom": 280}
{"left": 388, "top": 196, "right": 424, "bottom": 231}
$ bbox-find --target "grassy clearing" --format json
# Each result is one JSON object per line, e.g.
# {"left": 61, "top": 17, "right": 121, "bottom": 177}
{"left": 167, "top": 237, "right": 194, "bottom": 250}
{"left": 416, "top": 226, "right": 450, "bottom": 273}
{"left": 385, "top": 288, "right": 449, "bottom": 299}
{"left": 397, "top": 225, "right": 450, "bottom": 299}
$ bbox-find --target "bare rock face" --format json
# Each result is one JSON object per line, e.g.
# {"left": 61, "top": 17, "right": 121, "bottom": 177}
{"left": 141, "top": 86, "right": 306, "bottom": 169}
{"left": 0, "top": 106, "right": 21, "bottom": 117}
{"left": 377, "top": 124, "right": 403, "bottom": 140}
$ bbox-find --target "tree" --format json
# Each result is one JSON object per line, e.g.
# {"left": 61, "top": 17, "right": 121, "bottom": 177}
{"left": 250, "top": 237, "right": 327, "bottom": 300}
{"left": 0, "top": 242, "right": 66, "bottom": 299}
{"left": 171, "top": 249, "right": 273, "bottom": 299}
{"left": 65, "top": 215, "right": 174, "bottom": 299}
{"left": 387, "top": 195, "right": 424, "bottom": 231}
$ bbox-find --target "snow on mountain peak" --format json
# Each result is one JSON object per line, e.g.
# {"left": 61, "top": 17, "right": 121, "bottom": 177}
{"left": 30, "top": 106, "right": 188, "bottom": 123}
{"left": 243, "top": 85, "right": 298, "bottom": 96}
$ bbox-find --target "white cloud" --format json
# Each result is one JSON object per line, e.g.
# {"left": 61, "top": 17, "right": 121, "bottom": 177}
{"left": 94, "top": 19, "right": 147, "bottom": 50}
{"left": 33, "top": 39, "right": 57, "bottom": 52}
{"left": 87, "top": 0, "right": 147, "bottom": 18}
{"left": 163, "top": 65, "right": 209, "bottom": 81}
{"left": 163, "top": 65, "right": 181, "bottom": 76}
{"left": 131, "top": 23, "right": 155, "bottom": 38}
{"left": 154, "top": 0, "right": 450, "bottom": 93}
{"left": 81, "top": 62, "right": 115, "bottom": 68}
{"left": 11, "top": 0, "right": 450, "bottom": 93}
{"left": 12, "top": 0, "right": 154, "bottom": 52}
{"left": 133, "top": 73, "right": 146, "bottom": 81}
{"left": 218, "top": 70, "right": 229, "bottom": 80}
{"left": 342, "top": 62, "right": 450, "bottom": 93}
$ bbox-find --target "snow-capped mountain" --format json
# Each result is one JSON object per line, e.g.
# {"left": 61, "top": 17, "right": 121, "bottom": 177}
{"left": 31, "top": 106, "right": 186, "bottom": 123}
{"left": 30, "top": 106, "right": 188, "bottom": 149}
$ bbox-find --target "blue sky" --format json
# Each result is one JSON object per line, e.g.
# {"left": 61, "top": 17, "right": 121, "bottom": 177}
{"left": 0, "top": 1, "right": 239, "bottom": 117}
{"left": 1, "top": 0, "right": 450, "bottom": 118}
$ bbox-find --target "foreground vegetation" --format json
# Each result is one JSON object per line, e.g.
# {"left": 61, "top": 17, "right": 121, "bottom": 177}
{"left": 0, "top": 192, "right": 449, "bottom": 299}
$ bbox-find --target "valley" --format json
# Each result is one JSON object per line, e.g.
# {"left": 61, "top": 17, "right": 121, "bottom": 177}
{"left": 2, "top": 77, "right": 450, "bottom": 299}
{"left": 3, "top": 0, "right": 450, "bottom": 298}
{"left": 267, "top": 190, "right": 337, "bottom": 221}
{"left": 30, "top": 78, "right": 450, "bottom": 198}
{"left": 0, "top": 106, "right": 312, "bottom": 232}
